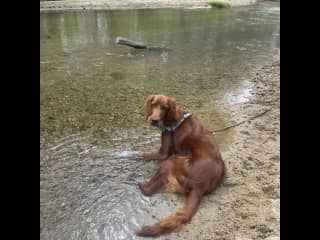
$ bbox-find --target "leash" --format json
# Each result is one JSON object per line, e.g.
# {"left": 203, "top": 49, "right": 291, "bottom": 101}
{"left": 157, "top": 108, "right": 272, "bottom": 153}
{"left": 159, "top": 112, "right": 192, "bottom": 154}
{"left": 210, "top": 108, "right": 272, "bottom": 134}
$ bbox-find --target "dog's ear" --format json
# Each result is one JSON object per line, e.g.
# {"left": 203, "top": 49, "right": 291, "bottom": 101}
{"left": 167, "top": 97, "right": 178, "bottom": 120}
{"left": 145, "top": 95, "right": 155, "bottom": 119}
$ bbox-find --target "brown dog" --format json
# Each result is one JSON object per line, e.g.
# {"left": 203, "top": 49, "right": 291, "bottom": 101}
{"left": 135, "top": 94, "right": 226, "bottom": 237}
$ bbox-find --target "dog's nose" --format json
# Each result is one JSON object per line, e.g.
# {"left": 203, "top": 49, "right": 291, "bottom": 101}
{"left": 151, "top": 119, "right": 159, "bottom": 126}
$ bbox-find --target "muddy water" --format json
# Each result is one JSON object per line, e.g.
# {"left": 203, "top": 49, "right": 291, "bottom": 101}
{"left": 40, "top": 1, "right": 279, "bottom": 239}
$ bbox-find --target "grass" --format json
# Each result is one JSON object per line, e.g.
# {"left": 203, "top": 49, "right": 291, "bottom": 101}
{"left": 208, "top": 1, "right": 231, "bottom": 9}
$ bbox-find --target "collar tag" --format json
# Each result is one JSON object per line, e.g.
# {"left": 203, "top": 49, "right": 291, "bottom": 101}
{"left": 159, "top": 125, "right": 167, "bottom": 133}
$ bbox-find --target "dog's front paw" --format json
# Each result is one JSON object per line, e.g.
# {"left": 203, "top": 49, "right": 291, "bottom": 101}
{"left": 128, "top": 153, "right": 142, "bottom": 160}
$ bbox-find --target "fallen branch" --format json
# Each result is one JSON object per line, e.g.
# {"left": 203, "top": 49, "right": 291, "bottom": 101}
{"left": 115, "top": 36, "right": 171, "bottom": 52}
{"left": 115, "top": 37, "right": 147, "bottom": 49}
{"left": 210, "top": 108, "right": 272, "bottom": 134}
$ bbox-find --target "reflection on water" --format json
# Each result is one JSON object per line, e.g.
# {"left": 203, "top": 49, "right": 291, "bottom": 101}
{"left": 40, "top": 1, "right": 279, "bottom": 240}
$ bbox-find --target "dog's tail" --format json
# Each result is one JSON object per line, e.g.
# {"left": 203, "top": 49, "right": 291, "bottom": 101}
{"left": 136, "top": 190, "right": 201, "bottom": 237}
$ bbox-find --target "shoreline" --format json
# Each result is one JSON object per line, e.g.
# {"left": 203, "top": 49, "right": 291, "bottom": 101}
{"left": 40, "top": 0, "right": 260, "bottom": 12}
{"left": 207, "top": 58, "right": 280, "bottom": 239}
{"left": 168, "top": 54, "right": 280, "bottom": 239}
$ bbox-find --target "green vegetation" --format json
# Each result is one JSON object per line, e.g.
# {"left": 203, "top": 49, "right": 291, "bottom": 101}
{"left": 208, "top": 1, "right": 231, "bottom": 9}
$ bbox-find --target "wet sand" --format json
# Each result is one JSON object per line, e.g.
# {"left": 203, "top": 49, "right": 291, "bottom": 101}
{"left": 40, "top": 0, "right": 260, "bottom": 12}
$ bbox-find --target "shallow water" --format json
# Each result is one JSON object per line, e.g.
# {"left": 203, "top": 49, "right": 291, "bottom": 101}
{"left": 40, "top": 2, "right": 279, "bottom": 239}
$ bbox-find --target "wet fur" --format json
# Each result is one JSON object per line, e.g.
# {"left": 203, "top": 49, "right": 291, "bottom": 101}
{"left": 136, "top": 94, "right": 226, "bottom": 237}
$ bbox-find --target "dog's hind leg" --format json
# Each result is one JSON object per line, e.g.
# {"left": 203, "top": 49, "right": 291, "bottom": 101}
{"left": 138, "top": 160, "right": 174, "bottom": 196}
{"left": 138, "top": 167, "right": 164, "bottom": 196}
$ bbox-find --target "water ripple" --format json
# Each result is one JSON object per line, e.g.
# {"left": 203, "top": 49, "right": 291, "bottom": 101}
{"left": 40, "top": 128, "right": 173, "bottom": 240}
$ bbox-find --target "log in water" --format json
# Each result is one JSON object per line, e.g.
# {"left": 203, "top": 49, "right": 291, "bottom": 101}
{"left": 115, "top": 37, "right": 147, "bottom": 49}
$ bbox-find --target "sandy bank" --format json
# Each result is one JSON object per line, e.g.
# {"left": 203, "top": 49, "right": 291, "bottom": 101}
{"left": 166, "top": 51, "right": 280, "bottom": 239}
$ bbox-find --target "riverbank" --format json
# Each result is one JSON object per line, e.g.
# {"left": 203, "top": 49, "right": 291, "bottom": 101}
{"left": 40, "top": 0, "right": 260, "bottom": 12}
{"left": 169, "top": 55, "right": 280, "bottom": 240}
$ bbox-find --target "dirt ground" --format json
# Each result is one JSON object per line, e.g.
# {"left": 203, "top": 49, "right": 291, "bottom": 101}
{"left": 40, "top": 0, "right": 260, "bottom": 11}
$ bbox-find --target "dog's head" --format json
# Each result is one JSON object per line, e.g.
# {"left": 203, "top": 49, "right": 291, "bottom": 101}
{"left": 145, "top": 94, "right": 178, "bottom": 127}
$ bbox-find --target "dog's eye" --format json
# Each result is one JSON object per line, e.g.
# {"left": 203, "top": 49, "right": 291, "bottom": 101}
{"left": 161, "top": 106, "right": 168, "bottom": 110}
